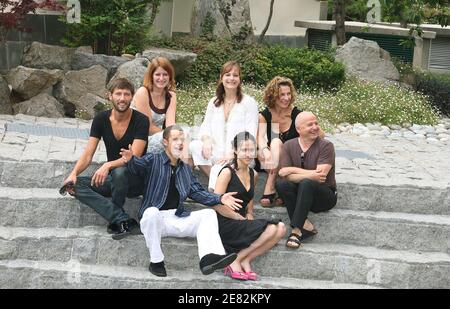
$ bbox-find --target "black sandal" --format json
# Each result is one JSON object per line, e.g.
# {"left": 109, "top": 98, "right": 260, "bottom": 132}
{"left": 286, "top": 233, "right": 302, "bottom": 249}
{"left": 260, "top": 193, "right": 276, "bottom": 207}
{"left": 300, "top": 227, "right": 318, "bottom": 241}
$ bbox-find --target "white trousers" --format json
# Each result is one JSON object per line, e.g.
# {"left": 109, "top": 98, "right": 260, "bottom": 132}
{"left": 140, "top": 207, "right": 226, "bottom": 263}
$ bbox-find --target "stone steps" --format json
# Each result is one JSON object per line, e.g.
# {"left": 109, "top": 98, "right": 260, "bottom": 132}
{"left": 2, "top": 158, "right": 449, "bottom": 215}
{"left": 1, "top": 160, "right": 449, "bottom": 217}
{"left": 0, "top": 259, "right": 380, "bottom": 289}
{"left": 1, "top": 188, "right": 449, "bottom": 253}
{"left": 1, "top": 226, "right": 449, "bottom": 289}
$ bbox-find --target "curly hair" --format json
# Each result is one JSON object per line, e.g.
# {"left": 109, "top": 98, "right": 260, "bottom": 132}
{"left": 143, "top": 57, "right": 176, "bottom": 92}
{"left": 263, "top": 76, "right": 297, "bottom": 109}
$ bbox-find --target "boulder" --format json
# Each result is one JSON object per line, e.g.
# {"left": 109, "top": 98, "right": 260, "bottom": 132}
{"left": 22, "top": 42, "right": 76, "bottom": 71}
{"left": 335, "top": 37, "right": 400, "bottom": 83}
{"left": 75, "top": 46, "right": 93, "bottom": 54}
{"left": 191, "top": 0, "right": 253, "bottom": 41}
{"left": 7, "top": 66, "right": 63, "bottom": 100}
{"left": 54, "top": 65, "right": 108, "bottom": 117}
{"left": 71, "top": 52, "right": 129, "bottom": 82}
{"left": 12, "top": 93, "right": 64, "bottom": 118}
{"left": 0, "top": 75, "right": 12, "bottom": 114}
{"left": 73, "top": 93, "right": 110, "bottom": 120}
{"left": 121, "top": 54, "right": 135, "bottom": 61}
{"left": 142, "top": 48, "right": 197, "bottom": 78}
{"left": 107, "top": 58, "right": 148, "bottom": 93}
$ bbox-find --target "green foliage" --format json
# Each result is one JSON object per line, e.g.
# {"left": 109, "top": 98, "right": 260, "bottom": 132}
{"left": 200, "top": 11, "right": 216, "bottom": 40}
{"left": 176, "top": 80, "right": 439, "bottom": 129}
{"left": 299, "top": 78, "right": 439, "bottom": 127}
{"left": 327, "top": 0, "right": 369, "bottom": 21}
{"left": 415, "top": 73, "right": 450, "bottom": 116}
{"left": 261, "top": 45, "right": 346, "bottom": 91}
{"left": 61, "top": 0, "right": 157, "bottom": 55}
{"left": 148, "top": 36, "right": 345, "bottom": 91}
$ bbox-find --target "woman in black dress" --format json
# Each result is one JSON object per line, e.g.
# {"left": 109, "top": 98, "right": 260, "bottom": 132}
{"left": 213, "top": 132, "right": 286, "bottom": 281}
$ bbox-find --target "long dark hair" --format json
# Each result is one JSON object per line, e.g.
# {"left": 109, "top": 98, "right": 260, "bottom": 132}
{"left": 214, "top": 61, "right": 243, "bottom": 107}
{"left": 231, "top": 131, "right": 256, "bottom": 170}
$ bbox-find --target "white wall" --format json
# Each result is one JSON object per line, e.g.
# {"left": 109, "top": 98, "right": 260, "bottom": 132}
{"left": 249, "top": 0, "right": 322, "bottom": 36}
{"left": 153, "top": 0, "right": 175, "bottom": 37}
{"left": 172, "top": 0, "right": 194, "bottom": 33}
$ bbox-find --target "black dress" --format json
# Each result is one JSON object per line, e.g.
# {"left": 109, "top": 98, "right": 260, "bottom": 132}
{"left": 217, "top": 166, "right": 279, "bottom": 253}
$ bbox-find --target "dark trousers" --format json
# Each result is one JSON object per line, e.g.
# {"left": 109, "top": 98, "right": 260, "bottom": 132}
{"left": 74, "top": 167, "right": 143, "bottom": 224}
{"left": 276, "top": 179, "right": 337, "bottom": 229}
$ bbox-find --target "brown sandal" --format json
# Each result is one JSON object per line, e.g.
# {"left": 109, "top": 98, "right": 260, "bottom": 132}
{"left": 286, "top": 233, "right": 302, "bottom": 249}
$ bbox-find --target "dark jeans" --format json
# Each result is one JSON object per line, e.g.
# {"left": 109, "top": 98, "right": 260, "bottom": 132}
{"left": 276, "top": 179, "right": 337, "bottom": 229}
{"left": 74, "top": 166, "right": 143, "bottom": 224}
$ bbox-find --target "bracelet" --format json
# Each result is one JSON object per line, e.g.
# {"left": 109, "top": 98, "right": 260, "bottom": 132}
{"left": 262, "top": 146, "right": 270, "bottom": 152}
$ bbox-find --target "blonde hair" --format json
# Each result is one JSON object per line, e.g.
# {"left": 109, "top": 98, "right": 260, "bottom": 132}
{"left": 214, "top": 61, "right": 243, "bottom": 107}
{"left": 143, "top": 57, "right": 176, "bottom": 92}
{"left": 263, "top": 76, "right": 297, "bottom": 108}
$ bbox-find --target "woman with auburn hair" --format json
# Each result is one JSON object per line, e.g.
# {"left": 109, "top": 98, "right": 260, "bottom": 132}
{"left": 189, "top": 61, "right": 259, "bottom": 190}
{"left": 257, "top": 76, "right": 302, "bottom": 207}
{"left": 133, "top": 57, "right": 177, "bottom": 153}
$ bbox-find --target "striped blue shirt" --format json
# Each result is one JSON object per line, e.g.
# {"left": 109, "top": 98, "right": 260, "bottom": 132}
{"left": 126, "top": 151, "right": 222, "bottom": 219}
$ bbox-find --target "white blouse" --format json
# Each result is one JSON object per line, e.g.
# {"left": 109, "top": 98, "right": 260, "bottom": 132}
{"left": 199, "top": 94, "right": 259, "bottom": 158}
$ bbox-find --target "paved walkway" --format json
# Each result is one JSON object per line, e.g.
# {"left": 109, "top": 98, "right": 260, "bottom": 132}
{"left": 1, "top": 114, "right": 449, "bottom": 189}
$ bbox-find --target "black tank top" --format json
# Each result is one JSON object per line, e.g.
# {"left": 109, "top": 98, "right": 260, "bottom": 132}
{"left": 260, "top": 106, "right": 301, "bottom": 145}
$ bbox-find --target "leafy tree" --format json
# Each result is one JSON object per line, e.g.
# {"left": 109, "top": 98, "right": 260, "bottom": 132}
{"left": 61, "top": 0, "right": 163, "bottom": 55}
{"left": 382, "top": 0, "right": 450, "bottom": 47}
{"left": 0, "top": 0, "right": 64, "bottom": 43}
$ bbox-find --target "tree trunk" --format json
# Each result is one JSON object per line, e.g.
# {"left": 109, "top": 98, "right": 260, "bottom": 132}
{"left": 334, "top": 0, "right": 346, "bottom": 46}
{"left": 258, "top": 0, "right": 275, "bottom": 43}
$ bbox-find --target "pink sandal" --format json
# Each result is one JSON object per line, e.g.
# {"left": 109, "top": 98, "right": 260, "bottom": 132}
{"left": 224, "top": 266, "right": 248, "bottom": 280}
{"left": 244, "top": 270, "right": 258, "bottom": 281}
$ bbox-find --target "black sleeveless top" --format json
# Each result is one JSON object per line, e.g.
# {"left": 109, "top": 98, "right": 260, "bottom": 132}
{"left": 260, "top": 106, "right": 301, "bottom": 145}
{"left": 220, "top": 165, "right": 255, "bottom": 217}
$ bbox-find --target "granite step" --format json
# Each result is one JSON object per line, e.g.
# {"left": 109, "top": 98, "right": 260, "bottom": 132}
{"left": 0, "top": 259, "right": 380, "bottom": 289}
{"left": 1, "top": 226, "right": 449, "bottom": 288}
{"left": 1, "top": 160, "right": 449, "bottom": 215}
{"left": 1, "top": 189, "right": 449, "bottom": 253}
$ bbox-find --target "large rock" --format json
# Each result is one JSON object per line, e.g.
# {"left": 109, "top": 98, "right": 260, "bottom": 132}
{"left": 71, "top": 52, "right": 129, "bottom": 82}
{"left": 0, "top": 75, "right": 12, "bottom": 114}
{"left": 7, "top": 66, "right": 63, "bottom": 100}
{"left": 22, "top": 42, "right": 76, "bottom": 71}
{"left": 141, "top": 48, "right": 197, "bottom": 78}
{"left": 107, "top": 58, "right": 148, "bottom": 93}
{"left": 12, "top": 93, "right": 64, "bottom": 118}
{"left": 191, "top": 0, "right": 253, "bottom": 41}
{"left": 74, "top": 93, "right": 110, "bottom": 120}
{"left": 54, "top": 65, "right": 108, "bottom": 117}
{"left": 335, "top": 37, "right": 400, "bottom": 83}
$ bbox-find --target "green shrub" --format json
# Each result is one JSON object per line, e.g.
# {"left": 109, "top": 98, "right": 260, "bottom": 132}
{"left": 147, "top": 37, "right": 345, "bottom": 91}
{"left": 415, "top": 73, "right": 450, "bottom": 116}
{"left": 61, "top": 0, "right": 155, "bottom": 55}
{"left": 262, "top": 45, "right": 346, "bottom": 91}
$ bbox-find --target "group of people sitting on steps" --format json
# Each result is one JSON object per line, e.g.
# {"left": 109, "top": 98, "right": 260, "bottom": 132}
{"left": 61, "top": 58, "right": 337, "bottom": 281}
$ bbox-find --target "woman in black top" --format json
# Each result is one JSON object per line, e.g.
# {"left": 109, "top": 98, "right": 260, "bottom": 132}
{"left": 257, "top": 76, "right": 301, "bottom": 207}
{"left": 214, "top": 132, "right": 286, "bottom": 280}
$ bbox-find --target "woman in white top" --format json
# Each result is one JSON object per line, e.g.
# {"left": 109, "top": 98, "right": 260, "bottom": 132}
{"left": 189, "top": 61, "right": 259, "bottom": 189}
{"left": 133, "top": 57, "right": 177, "bottom": 153}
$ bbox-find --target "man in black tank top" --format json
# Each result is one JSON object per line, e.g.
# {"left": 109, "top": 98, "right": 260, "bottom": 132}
{"left": 62, "top": 78, "right": 149, "bottom": 240}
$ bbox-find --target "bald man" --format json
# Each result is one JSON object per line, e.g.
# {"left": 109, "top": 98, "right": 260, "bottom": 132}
{"left": 275, "top": 112, "right": 337, "bottom": 249}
